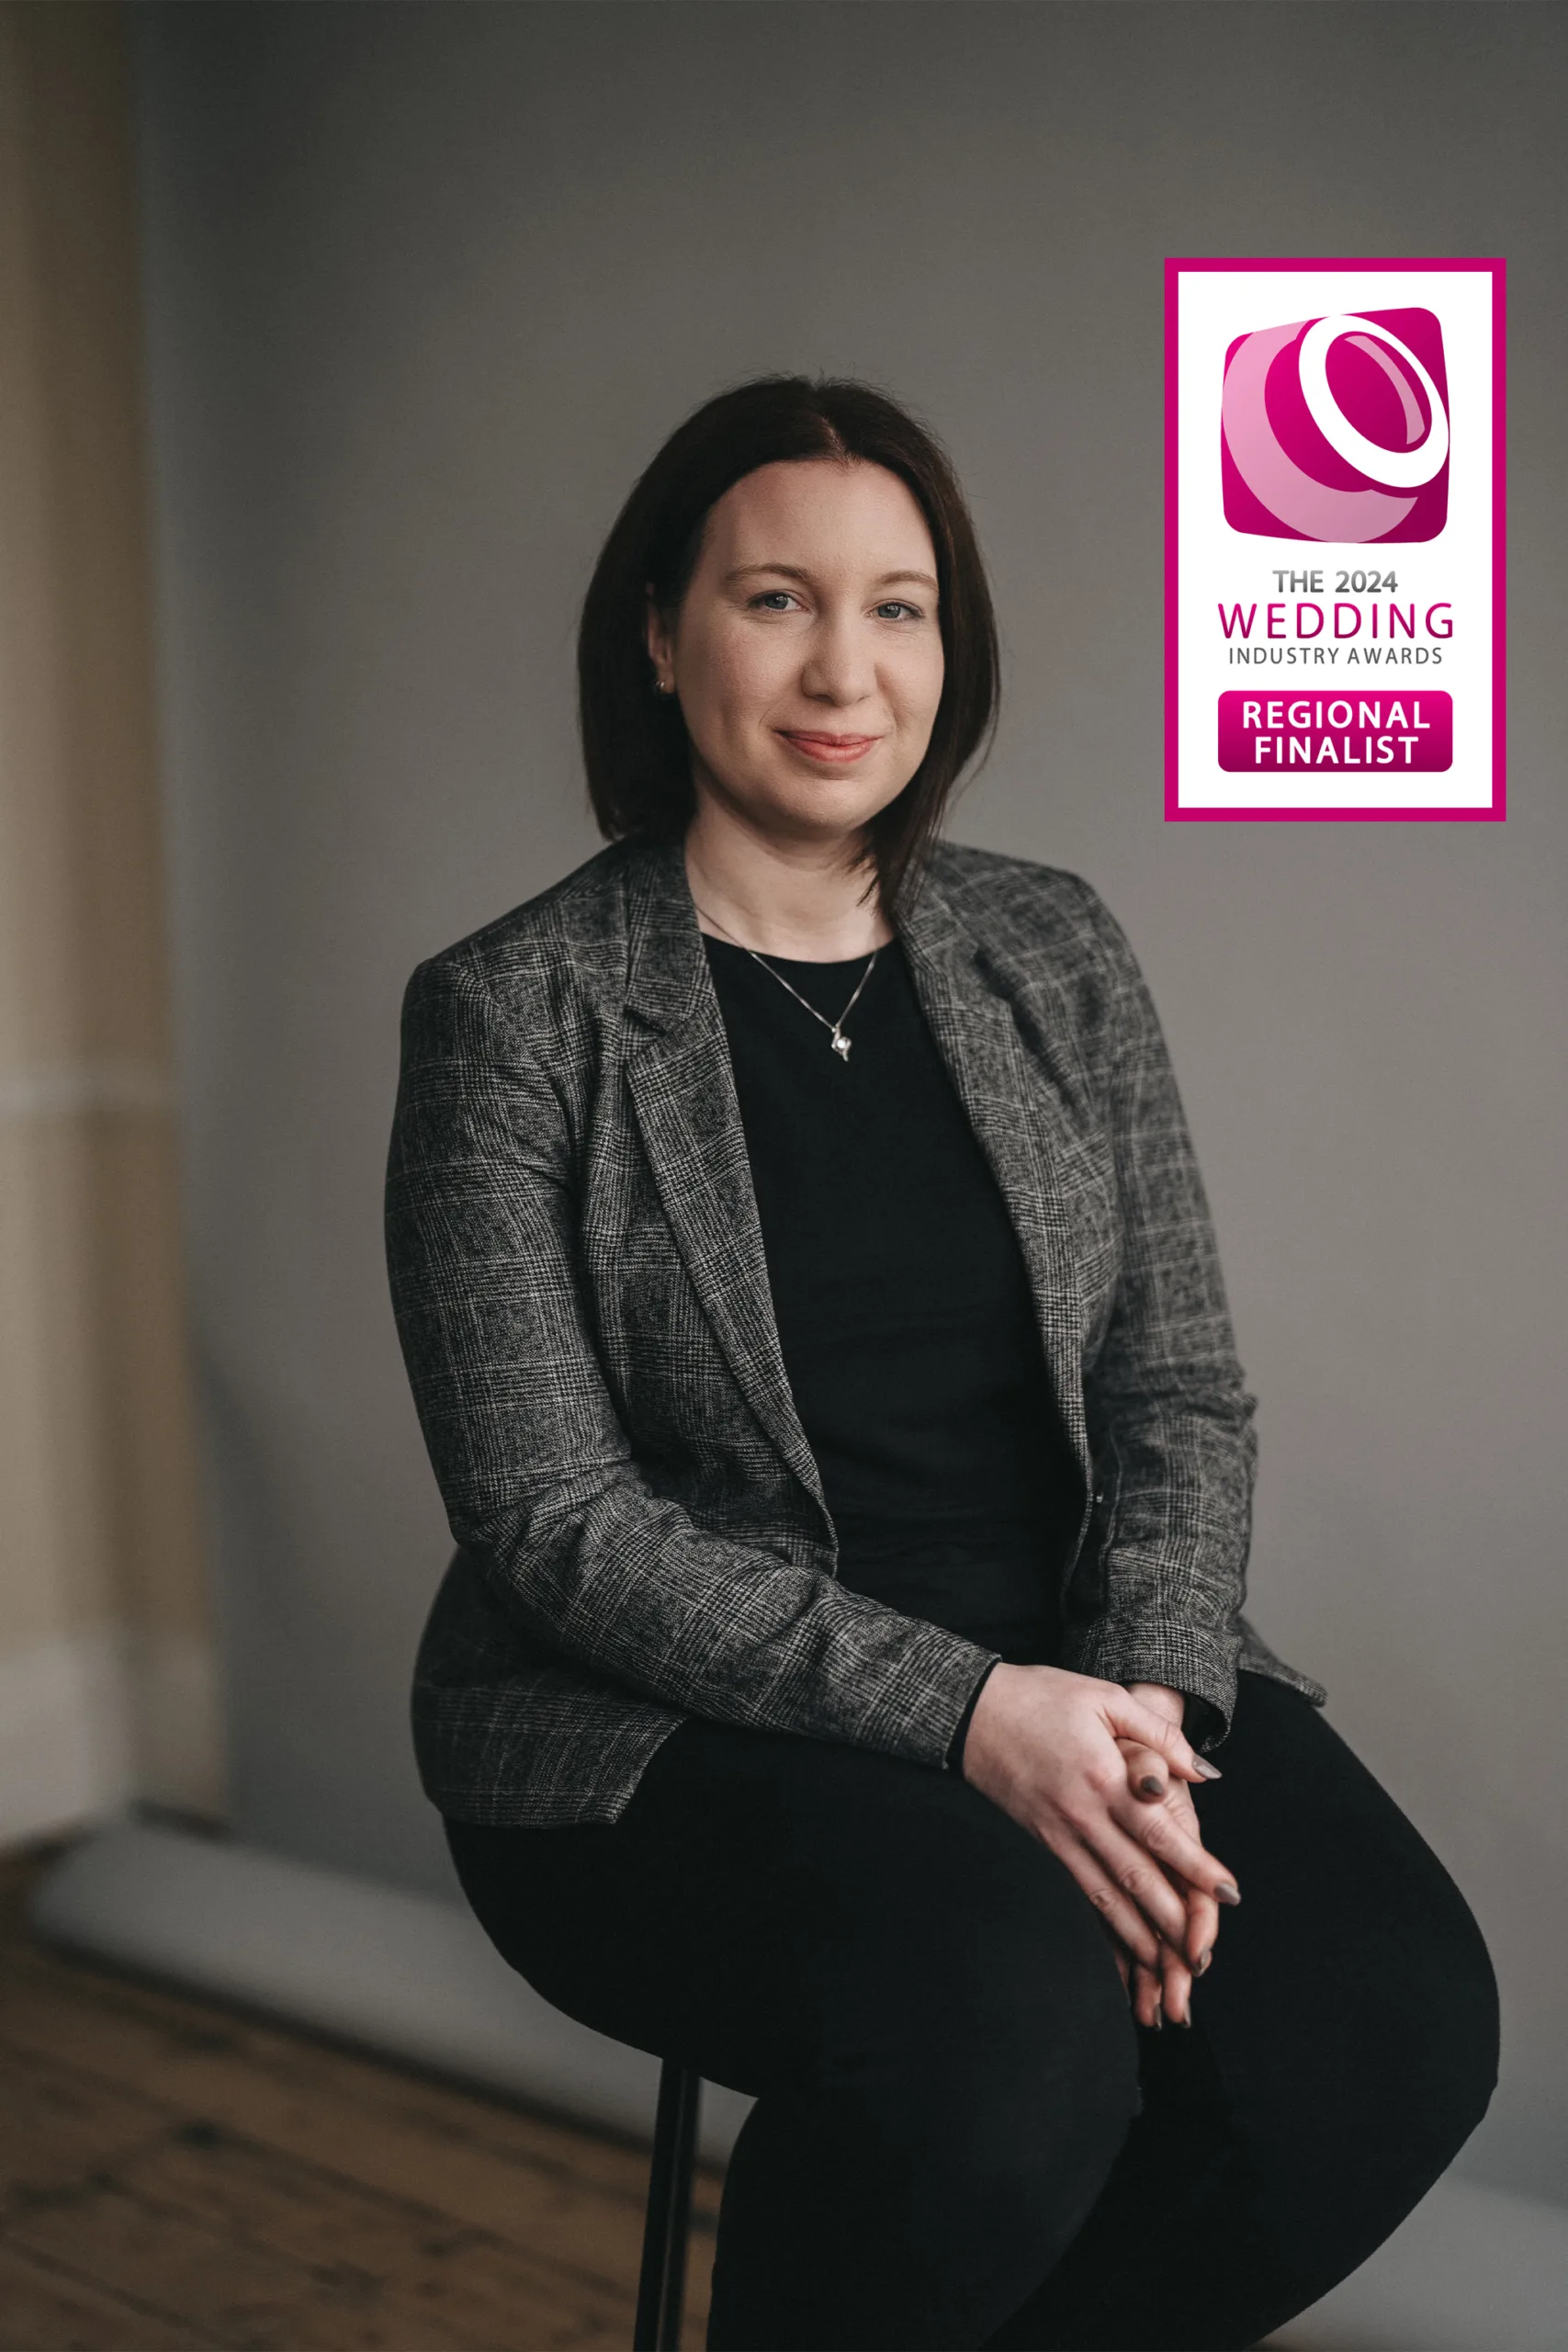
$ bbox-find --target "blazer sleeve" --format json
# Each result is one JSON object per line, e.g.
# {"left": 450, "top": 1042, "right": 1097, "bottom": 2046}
{"left": 1056, "top": 881, "right": 1256, "bottom": 1745}
{"left": 384, "top": 949, "right": 998, "bottom": 1767}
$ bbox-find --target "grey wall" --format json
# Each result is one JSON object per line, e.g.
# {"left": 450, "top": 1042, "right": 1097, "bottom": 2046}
{"left": 135, "top": 3, "right": 1567, "bottom": 2199}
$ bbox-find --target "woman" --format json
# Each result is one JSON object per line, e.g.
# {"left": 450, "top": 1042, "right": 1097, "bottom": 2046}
{"left": 385, "top": 377, "right": 1497, "bottom": 2351}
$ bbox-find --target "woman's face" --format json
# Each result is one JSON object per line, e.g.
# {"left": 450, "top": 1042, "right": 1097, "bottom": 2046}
{"left": 648, "top": 458, "right": 945, "bottom": 847}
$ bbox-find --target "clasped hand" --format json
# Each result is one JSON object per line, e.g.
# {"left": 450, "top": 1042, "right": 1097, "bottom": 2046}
{"left": 961, "top": 1664, "right": 1237, "bottom": 2030}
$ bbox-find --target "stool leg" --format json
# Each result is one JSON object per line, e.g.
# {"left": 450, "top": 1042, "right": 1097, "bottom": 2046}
{"left": 635, "top": 2059, "right": 703, "bottom": 2352}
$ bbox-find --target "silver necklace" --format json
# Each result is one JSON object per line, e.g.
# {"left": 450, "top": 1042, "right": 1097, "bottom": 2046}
{"left": 696, "top": 904, "right": 879, "bottom": 1062}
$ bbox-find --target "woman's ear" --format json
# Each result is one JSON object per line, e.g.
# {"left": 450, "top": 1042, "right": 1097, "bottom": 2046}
{"left": 645, "top": 587, "right": 674, "bottom": 693}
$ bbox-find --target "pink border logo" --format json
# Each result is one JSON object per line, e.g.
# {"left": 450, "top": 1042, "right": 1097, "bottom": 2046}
{"left": 1222, "top": 309, "right": 1450, "bottom": 543}
{"left": 1164, "top": 257, "right": 1506, "bottom": 826}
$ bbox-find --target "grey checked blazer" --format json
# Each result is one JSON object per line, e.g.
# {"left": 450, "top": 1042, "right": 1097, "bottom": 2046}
{"left": 385, "top": 832, "right": 1325, "bottom": 1826}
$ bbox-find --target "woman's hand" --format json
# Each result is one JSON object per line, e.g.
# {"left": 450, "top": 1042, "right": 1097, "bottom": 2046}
{"left": 961, "top": 1665, "right": 1237, "bottom": 1977}
{"left": 1117, "top": 1682, "right": 1224, "bottom": 2030}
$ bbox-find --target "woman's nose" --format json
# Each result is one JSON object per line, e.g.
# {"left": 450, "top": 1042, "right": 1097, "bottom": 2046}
{"left": 799, "top": 616, "right": 875, "bottom": 706}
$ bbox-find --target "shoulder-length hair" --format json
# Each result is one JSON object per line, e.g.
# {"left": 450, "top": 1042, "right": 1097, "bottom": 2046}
{"left": 577, "top": 375, "right": 999, "bottom": 917}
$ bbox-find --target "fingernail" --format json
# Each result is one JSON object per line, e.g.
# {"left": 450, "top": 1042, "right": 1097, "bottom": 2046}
{"left": 1215, "top": 1883, "right": 1241, "bottom": 1906}
{"left": 1177, "top": 2011, "right": 1193, "bottom": 2029}
{"left": 1192, "top": 1758, "right": 1223, "bottom": 1780}
{"left": 1195, "top": 1948, "right": 1213, "bottom": 1975}
{"left": 1149, "top": 2009, "right": 1163, "bottom": 2031}
{"left": 1138, "top": 1774, "right": 1164, "bottom": 1798}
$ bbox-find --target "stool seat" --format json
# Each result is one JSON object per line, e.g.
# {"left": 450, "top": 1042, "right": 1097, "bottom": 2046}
{"left": 635, "top": 2057, "right": 704, "bottom": 2350}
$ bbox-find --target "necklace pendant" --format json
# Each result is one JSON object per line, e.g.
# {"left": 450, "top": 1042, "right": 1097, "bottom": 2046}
{"left": 831, "top": 1032, "right": 852, "bottom": 1061}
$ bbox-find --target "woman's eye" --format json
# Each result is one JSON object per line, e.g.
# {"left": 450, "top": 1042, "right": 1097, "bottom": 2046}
{"left": 874, "top": 600, "right": 923, "bottom": 622}
{"left": 750, "top": 590, "right": 801, "bottom": 612}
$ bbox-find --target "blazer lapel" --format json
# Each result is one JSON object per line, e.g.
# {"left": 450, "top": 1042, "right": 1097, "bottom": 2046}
{"left": 620, "top": 839, "right": 827, "bottom": 1508}
{"left": 900, "top": 870, "right": 1091, "bottom": 1478}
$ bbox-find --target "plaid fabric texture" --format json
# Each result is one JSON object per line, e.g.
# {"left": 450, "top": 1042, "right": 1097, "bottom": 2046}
{"left": 385, "top": 834, "right": 1325, "bottom": 1826}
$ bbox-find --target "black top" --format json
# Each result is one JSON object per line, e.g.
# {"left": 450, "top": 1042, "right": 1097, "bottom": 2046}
{"left": 705, "top": 933, "right": 1084, "bottom": 1717}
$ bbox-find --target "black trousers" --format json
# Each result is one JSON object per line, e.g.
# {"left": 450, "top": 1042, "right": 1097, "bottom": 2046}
{"left": 446, "top": 1675, "right": 1498, "bottom": 2352}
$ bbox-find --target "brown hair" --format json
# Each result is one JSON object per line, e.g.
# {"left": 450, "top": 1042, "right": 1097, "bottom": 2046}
{"left": 577, "top": 375, "right": 999, "bottom": 916}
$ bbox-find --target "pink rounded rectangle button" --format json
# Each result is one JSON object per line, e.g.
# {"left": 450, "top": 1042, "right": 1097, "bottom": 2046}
{"left": 1218, "top": 689, "right": 1453, "bottom": 774}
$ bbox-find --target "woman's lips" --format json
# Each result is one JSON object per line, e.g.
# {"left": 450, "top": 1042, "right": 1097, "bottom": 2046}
{"left": 777, "top": 730, "right": 883, "bottom": 763}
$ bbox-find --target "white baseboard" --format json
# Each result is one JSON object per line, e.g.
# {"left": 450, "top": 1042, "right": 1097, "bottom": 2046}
{"left": 30, "top": 1822, "right": 1568, "bottom": 2340}
{"left": 0, "top": 1629, "right": 222, "bottom": 1849}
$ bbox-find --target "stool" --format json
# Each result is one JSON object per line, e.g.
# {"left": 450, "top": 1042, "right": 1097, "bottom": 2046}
{"left": 634, "top": 2058, "right": 704, "bottom": 2350}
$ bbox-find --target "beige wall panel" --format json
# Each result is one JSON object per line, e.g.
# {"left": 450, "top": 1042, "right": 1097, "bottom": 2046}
{"left": 0, "top": 1108, "right": 209, "bottom": 1651}
{"left": 91, "top": 1114, "right": 209, "bottom": 1635}
{"left": 0, "top": 1118, "right": 118, "bottom": 1648}
{"left": 0, "top": 3, "right": 219, "bottom": 1831}
{"left": 0, "top": 6, "right": 170, "bottom": 1073}
{"left": 0, "top": 8, "right": 85, "bottom": 1071}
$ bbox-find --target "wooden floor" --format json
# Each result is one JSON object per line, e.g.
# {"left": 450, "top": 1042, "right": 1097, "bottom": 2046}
{"left": 0, "top": 1844, "right": 721, "bottom": 2350}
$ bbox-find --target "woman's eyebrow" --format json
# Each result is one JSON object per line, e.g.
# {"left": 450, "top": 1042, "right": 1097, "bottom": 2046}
{"left": 721, "top": 563, "right": 815, "bottom": 587}
{"left": 722, "top": 563, "right": 939, "bottom": 590}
